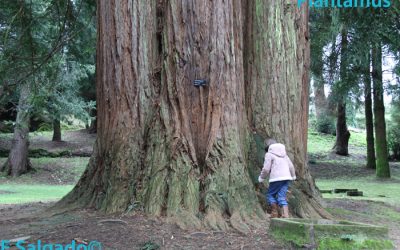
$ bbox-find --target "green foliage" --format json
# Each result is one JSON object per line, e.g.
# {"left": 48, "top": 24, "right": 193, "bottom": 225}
{"left": 32, "top": 60, "right": 96, "bottom": 124}
{"left": 140, "top": 241, "right": 160, "bottom": 250}
{"left": 310, "top": 5, "right": 400, "bottom": 143}
{"left": 316, "top": 115, "right": 336, "bottom": 135}
{"left": 387, "top": 127, "right": 400, "bottom": 160}
{"left": 0, "top": 120, "right": 15, "bottom": 133}
{"left": 0, "top": 0, "right": 96, "bottom": 129}
{"left": 387, "top": 101, "right": 400, "bottom": 160}
{"left": 36, "top": 122, "right": 53, "bottom": 132}
{"left": 309, "top": 114, "right": 335, "bottom": 135}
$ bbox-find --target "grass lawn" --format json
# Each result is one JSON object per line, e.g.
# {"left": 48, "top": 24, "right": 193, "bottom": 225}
{"left": 316, "top": 177, "right": 400, "bottom": 207}
{"left": 0, "top": 129, "right": 399, "bottom": 212}
{"left": 0, "top": 157, "right": 88, "bottom": 204}
{"left": 308, "top": 128, "right": 400, "bottom": 208}
{"left": 308, "top": 128, "right": 367, "bottom": 155}
{"left": 0, "top": 184, "right": 73, "bottom": 204}
{"left": 308, "top": 128, "right": 400, "bottom": 247}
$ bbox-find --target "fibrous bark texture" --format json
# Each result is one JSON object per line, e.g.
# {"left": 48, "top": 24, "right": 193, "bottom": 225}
{"left": 57, "top": 0, "right": 329, "bottom": 231}
{"left": 244, "top": 0, "right": 330, "bottom": 218}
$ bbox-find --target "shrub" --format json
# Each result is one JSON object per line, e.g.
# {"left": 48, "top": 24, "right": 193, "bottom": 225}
{"left": 316, "top": 115, "right": 336, "bottom": 135}
{"left": 388, "top": 100, "right": 400, "bottom": 160}
{"left": 0, "top": 120, "right": 15, "bottom": 133}
{"left": 36, "top": 122, "right": 53, "bottom": 132}
{"left": 387, "top": 126, "right": 400, "bottom": 160}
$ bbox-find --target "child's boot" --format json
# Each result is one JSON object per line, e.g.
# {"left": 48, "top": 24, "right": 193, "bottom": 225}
{"left": 282, "top": 205, "right": 289, "bottom": 218}
{"left": 271, "top": 203, "right": 279, "bottom": 218}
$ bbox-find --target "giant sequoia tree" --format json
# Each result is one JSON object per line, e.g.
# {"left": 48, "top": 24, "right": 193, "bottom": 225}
{"left": 58, "top": 0, "right": 329, "bottom": 230}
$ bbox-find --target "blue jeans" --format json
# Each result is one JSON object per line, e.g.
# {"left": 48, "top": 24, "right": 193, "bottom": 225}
{"left": 266, "top": 180, "right": 290, "bottom": 206}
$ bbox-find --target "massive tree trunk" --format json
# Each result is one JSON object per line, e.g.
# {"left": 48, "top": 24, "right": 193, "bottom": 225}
{"left": 334, "top": 29, "right": 350, "bottom": 156}
{"left": 364, "top": 51, "right": 376, "bottom": 169}
{"left": 57, "top": 0, "right": 329, "bottom": 230}
{"left": 244, "top": 0, "right": 330, "bottom": 218}
{"left": 52, "top": 119, "right": 62, "bottom": 141}
{"left": 1, "top": 83, "right": 32, "bottom": 176}
{"left": 372, "top": 44, "right": 390, "bottom": 178}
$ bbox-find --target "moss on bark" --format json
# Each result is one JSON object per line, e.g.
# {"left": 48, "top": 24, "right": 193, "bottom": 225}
{"left": 55, "top": 0, "right": 330, "bottom": 233}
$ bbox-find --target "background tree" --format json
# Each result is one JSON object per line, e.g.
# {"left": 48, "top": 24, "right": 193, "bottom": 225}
{"left": 33, "top": 58, "right": 95, "bottom": 142}
{"left": 1, "top": 0, "right": 37, "bottom": 176}
{"left": 345, "top": 10, "right": 377, "bottom": 168}
{"left": 1, "top": 0, "right": 95, "bottom": 176}
{"left": 353, "top": 5, "right": 400, "bottom": 177}
{"left": 333, "top": 27, "right": 351, "bottom": 155}
{"left": 372, "top": 44, "right": 390, "bottom": 178}
{"left": 310, "top": 5, "right": 400, "bottom": 167}
{"left": 310, "top": 9, "right": 336, "bottom": 134}
{"left": 363, "top": 50, "right": 376, "bottom": 169}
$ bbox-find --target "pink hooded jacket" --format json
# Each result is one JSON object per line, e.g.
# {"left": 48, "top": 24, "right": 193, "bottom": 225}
{"left": 259, "top": 143, "right": 296, "bottom": 183}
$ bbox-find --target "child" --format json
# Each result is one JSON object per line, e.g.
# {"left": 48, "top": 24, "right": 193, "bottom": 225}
{"left": 258, "top": 139, "right": 296, "bottom": 218}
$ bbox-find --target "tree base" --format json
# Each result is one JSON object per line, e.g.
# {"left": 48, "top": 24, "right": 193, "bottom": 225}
{"left": 1, "top": 159, "right": 33, "bottom": 177}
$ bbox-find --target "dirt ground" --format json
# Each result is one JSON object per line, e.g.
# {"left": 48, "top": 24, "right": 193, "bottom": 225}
{"left": 0, "top": 203, "right": 282, "bottom": 250}
{"left": 1, "top": 132, "right": 399, "bottom": 249}
{"left": 0, "top": 131, "right": 282, "bottom": 249}
{"left": 1, "top": 199, "right": 398, "bottom": 249}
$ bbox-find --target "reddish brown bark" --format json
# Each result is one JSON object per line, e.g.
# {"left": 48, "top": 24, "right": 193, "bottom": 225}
{"left": 244, "top": 0, "right": 329, "bottom": 218}
{"left": 57, "top": 0, "right": 329, "bottom": 230}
